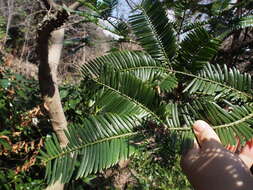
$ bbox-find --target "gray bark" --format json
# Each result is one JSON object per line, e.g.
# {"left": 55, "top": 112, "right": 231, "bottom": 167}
{"left": 42, "top": 28, "right": 68, "bottom": 147}
{"left": 37, "top": 8, "right": 69, "bottom": 147}
{"left": 0, "top": 0, "right": 7, "bottom": 16}
{"left": 37, "top": 1, "right": 81, "bottom": 189}
{"left": 4, "top": 0, "right": 14, "bottom": 44}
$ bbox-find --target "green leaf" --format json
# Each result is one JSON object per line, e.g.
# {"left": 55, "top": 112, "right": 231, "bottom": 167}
{"left": 219, "top": 16, "right": 253, "bottom": 39}
{"left": 41, "top": 114, "right": 139, "bottom": 184}
{"left": 68, "top": 99, "right": 79, "bottom": 109}
{"left": 233, "top": 16, "right": 253, "bottom": 29}
{"left": 0, "top": 79, "right": 10, "bottom": 89}
{"left": 81, "top": 51, "right": 166, "bottom": 121}
{"left": 176, "top": 27, "right": 220, "bottom": 73}
{"left": 100, "top": 65, "right": 158, "bottom": 109}
{"left": 158, "top": 75, "right": 178, "bottom": 93}
{"left": 183, "top": 63, "right": 253, "bottom": 100}
{"left": 129, "top": 0, "right": 176, "bottom": 64}
{"left": 180, "top": 101, "right": 253, "bottom": 145}
{"left": 82, "top": 50, "right": 164, "bottom": 82}
{"left": 60, "top": 90, "right": 68, "bottom": 99}
{"left": 98, "top": 0, "right": 118, "bottom": 18}
{"left": 211, "top": 0, "right": 231, "bottom": 16}
{"left": 0, "top": 138, "right": 11, "bottom": 150}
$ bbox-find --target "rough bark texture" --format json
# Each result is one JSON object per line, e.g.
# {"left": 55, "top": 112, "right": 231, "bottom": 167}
{"left": 45, "top": 28, "right": 69, "bottom": 146}
{"left": 37, "top": 8, "right": 69, "bottom": 190}
{"left": 36, "top": 1, "right": 80, "bottom": 189}
{"left": 37, "top": 7, "right": 69, "bottom": 147}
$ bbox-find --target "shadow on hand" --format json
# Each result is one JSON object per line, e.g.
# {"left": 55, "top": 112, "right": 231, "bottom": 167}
{"left": 181, "top": 139, "right": 253, "bottom": 190}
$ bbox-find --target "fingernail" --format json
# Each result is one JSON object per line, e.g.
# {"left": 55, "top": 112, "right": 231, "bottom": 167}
{"left": 193, "top": 120, "right": 209, "bottom": 134}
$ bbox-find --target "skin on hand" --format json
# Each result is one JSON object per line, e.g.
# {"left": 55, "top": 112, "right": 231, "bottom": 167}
{"left": 226, "top": 138, "right": 253, "bottom": 169}
{"left": 239, "top": 139, "right": 253, "bottom": 169}
{"left": 181, "top": 120, "right": 253, "bottom": 190}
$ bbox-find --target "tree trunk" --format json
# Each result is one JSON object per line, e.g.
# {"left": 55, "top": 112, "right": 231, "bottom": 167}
{"left": 36, "top": 1, "right": 81, "bottom": 189}
{"left": 37, "top": 11, "right": 69, "bottom": 148}
{"left": 40, "top": 27, "right": 68, "bottom": 146}
{"left": 0, "top": 0, "right": 7, "bottom": 16}
{"left": 4, "top": 0, "right": 14, "bottom": 45}
{"left": 37, "top": 10, "right": 68, "bottom": 190}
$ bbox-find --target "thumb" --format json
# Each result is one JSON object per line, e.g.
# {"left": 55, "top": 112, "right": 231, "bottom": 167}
{"left": 193, "top": 120, "right": 221, "bottom": 146}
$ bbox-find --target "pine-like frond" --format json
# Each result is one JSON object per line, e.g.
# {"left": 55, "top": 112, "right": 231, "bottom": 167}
{"left": 82, "top": 51, "right": 164, "bottom": 81}
{"left": 181, "top": 20, "right": 210, "bottom": 34}
{"left": 129, "top": 0, "right": 176, "bottom": 64}
{"left": 219, "top": 15, "right": 253, "bottom": 39}
{"left": 99, "top": 67, "right": 158, "bottom": 111}
{"left": 234, "top": 16, "right": 253, "bottom": 30}
{"left": 164, "top": 103, "right": 181, "bottom": 128}
{"left": 40, "top": 114, "right": 139, "bottom": 184}
{"left": 158, "top": 74, "right": 178, "bottom": 93}
{"left": 82, "top": 62, "right": 163, "bottom": 121}
{"left": 94, "top": 89, "right": 149, "bottom": 117}
{"left": 159, "top": 100, "right": 253, "bottom": 146}
{"left": 176, "top": 27, "right": 220, "bottom": 73}
{"left": 98, "top": 0, "right": 118, "bottom": 19}
{"left": 43, "top": 0, "right": 253, "bottom": 185}
{"left": 182, "top": 101, "right": 253, "bottom": 145}
{"left": 183, "top": 63, "right": 253, "bottom": 100}
{"left": 108, "top": 19, "right": 130, "bottom": 37}
{"left": 82, "top": 51, "right": 178, "bottom": 94}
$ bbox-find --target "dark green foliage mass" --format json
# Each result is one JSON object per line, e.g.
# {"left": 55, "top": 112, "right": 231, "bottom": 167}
{"left": 0, "top": 69, "right": 46, "bottom": 189}
{"left": 0, "top": 69, "right": 100, "bottom": 189}
{"left": 41, "top": 0, "right": 253, "bottom": 186}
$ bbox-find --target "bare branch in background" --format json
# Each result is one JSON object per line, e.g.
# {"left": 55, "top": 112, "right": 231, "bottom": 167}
{"left": 4, "top": 0, "right": 14, "bottom": 45}
{"left": 41, "top": 0, "right": 58, "bottom": 10}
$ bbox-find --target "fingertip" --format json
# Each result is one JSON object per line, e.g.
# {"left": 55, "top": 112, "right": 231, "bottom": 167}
{"left": 193, "top": 120, "right": 210, "bottom": 134}
{"left": 192, "top": 120, "right": 221, "bottom": 145}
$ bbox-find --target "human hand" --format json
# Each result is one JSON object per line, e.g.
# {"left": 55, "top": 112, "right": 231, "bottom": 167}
{"left": 226, "top": 139, "right": 253, "bottom": 169}
{"left": 240, "top": 139, "right": 253, "bottom": 172}
{"left": 181, "top": 120, "right": 253, "bottom": 190}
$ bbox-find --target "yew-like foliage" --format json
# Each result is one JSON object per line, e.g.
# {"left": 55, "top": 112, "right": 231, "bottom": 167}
{"left": 41, "top": 0, "right": 253, "bottom": 184}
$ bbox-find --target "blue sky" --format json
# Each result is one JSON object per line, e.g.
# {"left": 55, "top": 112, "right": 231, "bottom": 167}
{"left": 113, "top": 0, "right": 140, "bottom": 20}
